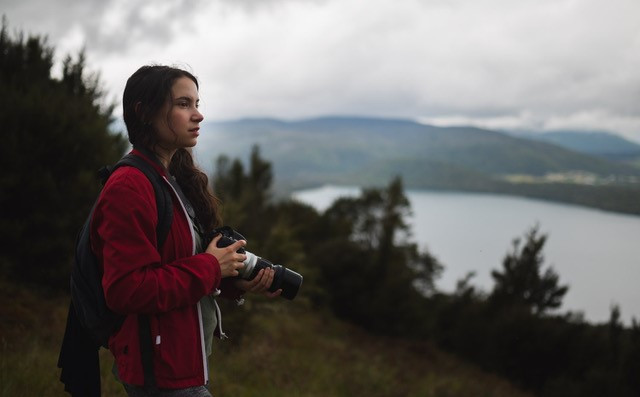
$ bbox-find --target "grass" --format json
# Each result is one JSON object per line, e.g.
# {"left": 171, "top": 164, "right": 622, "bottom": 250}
{"left": 208, "top": 301, "right": 534, "bottom": 397}
{"left": 0, "top": 280, "right": 534, "bottom": 397}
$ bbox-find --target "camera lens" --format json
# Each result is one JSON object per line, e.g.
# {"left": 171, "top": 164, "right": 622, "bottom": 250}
{"left": 210, "top": 226, "right": 303, "bottom": 300}
{"left": 270, "top": 265, "right": 303, "bottom": 300}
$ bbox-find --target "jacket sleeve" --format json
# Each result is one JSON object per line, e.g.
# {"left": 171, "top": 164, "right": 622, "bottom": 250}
{"left": 93, "top": 169, "right": 222, "bottom": 315}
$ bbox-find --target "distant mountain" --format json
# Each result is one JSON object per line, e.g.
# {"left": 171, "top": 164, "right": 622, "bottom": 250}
{"left": 195, "top": 116, "right": 640, "bottom": 214}
{"left": 509, "top": 130, "right": 640, "bottom": 162}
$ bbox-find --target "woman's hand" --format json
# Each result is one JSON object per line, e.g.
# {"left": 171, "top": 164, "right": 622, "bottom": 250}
{"left": 205, "top": 234, "right": 246, "bottom": 278}
{"left": 235, "top": 268, "right": 283, "bottom": 298}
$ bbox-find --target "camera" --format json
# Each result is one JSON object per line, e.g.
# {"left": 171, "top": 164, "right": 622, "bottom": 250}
{"left": 205, "top": 226, "right": 303, "bottom": 300}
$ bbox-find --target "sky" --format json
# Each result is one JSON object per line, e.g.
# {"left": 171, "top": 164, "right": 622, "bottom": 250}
{"left": 3, "top": 0, "right": 640, "bottom": 142}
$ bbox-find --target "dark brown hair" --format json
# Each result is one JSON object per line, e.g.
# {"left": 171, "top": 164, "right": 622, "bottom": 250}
{"left": 123, "top": 65, "right": 221, "bottom": 231}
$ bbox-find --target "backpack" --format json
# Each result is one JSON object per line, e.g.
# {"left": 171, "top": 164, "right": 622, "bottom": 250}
{"left": 70, "top": 152, "right": 173, "bottom": 348}
{"left": 59, "top": 152, "right": 174, "bottom": 396}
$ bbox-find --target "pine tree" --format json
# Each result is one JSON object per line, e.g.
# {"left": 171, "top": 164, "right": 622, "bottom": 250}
{"left": 0, "top": 18, "right": 127, "bottom": 285}
{"left": 490, "top": 225, "right": 569, "bottom": 315}
{"left": 319, "top": 177, "right": 441, "bottom": 335}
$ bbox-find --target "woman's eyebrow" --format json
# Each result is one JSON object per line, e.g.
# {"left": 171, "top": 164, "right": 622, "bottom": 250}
{"left": 175, "top": 96, "right": 198, "bottom": 101}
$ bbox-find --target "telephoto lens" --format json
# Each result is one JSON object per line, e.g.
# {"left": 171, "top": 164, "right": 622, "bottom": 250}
{"left": 207, "top": 227, "right": 303, "bottom": 300}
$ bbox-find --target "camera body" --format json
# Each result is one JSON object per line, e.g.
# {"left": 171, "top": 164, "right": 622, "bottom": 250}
{"left": 206, "top": 226, "right": 303, "bottom": 300}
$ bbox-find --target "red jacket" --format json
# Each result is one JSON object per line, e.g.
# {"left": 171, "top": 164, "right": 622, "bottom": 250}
{"left": 90, "top": 149, "right": 236, "bottom": 388}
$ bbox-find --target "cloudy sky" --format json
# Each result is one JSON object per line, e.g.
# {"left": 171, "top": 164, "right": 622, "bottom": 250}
{"left": 4, "top": 0, "right": 640, "bottom": 142}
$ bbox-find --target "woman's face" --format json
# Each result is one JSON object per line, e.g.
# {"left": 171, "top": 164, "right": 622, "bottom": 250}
{"left": 153, "top": 76, "right": 204, "bottom": 150}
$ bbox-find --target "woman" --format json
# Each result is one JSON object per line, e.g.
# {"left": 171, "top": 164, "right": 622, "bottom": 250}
{"left": 93, "top": 65, "right": 280, "bottom": 396}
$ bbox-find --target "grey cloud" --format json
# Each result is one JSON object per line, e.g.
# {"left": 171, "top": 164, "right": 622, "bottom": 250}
{"left": 217, "top": 0, "right": 331, "bottom": 12}
{"left": 2, "top": 0, "right": 108, "bottom": 41}
{"left": 2, "top": 0, "right": 208, "bottom": 55}
{"left": 83, "top": 0, "right": 207, "bottom": 54}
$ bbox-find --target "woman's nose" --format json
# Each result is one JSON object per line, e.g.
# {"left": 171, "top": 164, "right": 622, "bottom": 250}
{"left": 193, "top": 108, "right": 204, "bottom": 122}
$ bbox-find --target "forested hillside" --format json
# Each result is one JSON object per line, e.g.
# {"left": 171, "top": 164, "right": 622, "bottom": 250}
{"left": 195, "top": 117, "right": 640, "bottom": 215}
{"left": 511, "top": 130, "right": 640, "bottom": 161}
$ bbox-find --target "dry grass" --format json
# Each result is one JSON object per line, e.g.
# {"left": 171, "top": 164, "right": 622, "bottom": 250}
{"left": 208, "top": 300, "right": 535, "bottom": 397}
{"left": 0, "top": 281, "right": 534, "bottom": 397}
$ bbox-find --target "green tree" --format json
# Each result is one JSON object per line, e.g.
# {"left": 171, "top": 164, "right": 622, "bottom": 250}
{"left": 211, "top": 146, "right": 321, "bottom": 341}
{"left": 490, "top": 225, "right": 569, "bottom": 315}
{"left": 622, "top": 319, "right": 640, "bottom": 395}
{"left": 317, "top": 177, "right": 441, "bottom": 336}
{"left": 0, "top": 18, "right": 127, "bottom": 286}
{"left": 213, "top": 145, "right": 275, "bottom": 240}
{"left": 608, "top": 304, "right": 623, "bottom": 368}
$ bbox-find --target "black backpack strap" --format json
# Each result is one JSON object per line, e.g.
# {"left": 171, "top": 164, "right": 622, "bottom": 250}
{"left": 138, "top": 316, "right": 156, "bottom": 388}
{"left": 112, "top": 153, "right": 173, "bottom": 248}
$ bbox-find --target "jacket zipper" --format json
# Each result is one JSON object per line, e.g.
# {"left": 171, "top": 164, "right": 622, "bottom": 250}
{"left": 163, "top": 176, "right": 209, "bottom": 385}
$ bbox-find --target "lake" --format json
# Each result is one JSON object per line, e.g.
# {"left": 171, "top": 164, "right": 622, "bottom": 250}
{"left": 292, "top": 185, "right": 640, "bottom": 325}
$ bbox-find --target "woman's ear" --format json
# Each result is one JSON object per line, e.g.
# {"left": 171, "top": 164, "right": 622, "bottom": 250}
{"left": 134, "top": 102, "right": 150, "bottom": 125}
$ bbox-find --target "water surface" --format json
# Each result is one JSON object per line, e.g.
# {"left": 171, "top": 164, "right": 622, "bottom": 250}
{"left": 293, "top": 185, "right": 640, "bottom": 324}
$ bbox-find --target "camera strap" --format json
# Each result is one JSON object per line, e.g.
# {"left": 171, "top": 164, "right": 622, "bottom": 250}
{"left": 166, "top": 176, "right": 204, "bottom": 235}
{"left": 166, "top": 177, "right": 195, "bottom": 219}
{"left": 166, "top": 173, "right": 228, "bottom": 344}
